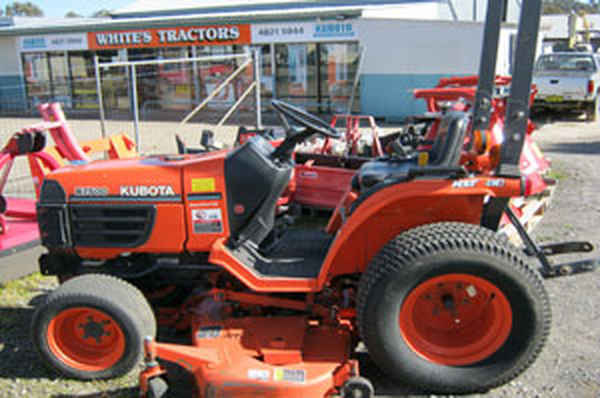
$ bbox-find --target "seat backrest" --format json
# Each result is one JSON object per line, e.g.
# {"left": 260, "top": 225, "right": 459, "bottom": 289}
{"left": 225, "top": 136, "right": 292, "bottom": 246}
{"left": 428, "top": 112, "right": 470, "bottom": 167}
{"left": 175, "top": 134, "right": 186, "bottom": 154}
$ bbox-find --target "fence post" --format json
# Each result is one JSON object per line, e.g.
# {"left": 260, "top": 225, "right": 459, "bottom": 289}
{"left": 348, "top": 45, "right": 366, "bottom": 115}
{"left": 191, "top": 46, "right": 201, "bottom": 106}
{"left": 94, "top": 55, "right": 107, "bottom": 139}
{"left": 130, "top": 64, "right": 141, "bottom": 153}
{"left": 254, "top": 48, "right": 262, "bottom": 129}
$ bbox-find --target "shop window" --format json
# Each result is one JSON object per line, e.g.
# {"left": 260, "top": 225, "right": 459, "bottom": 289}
{"left": 319, "top": 42, "right": 360, "bottom": 113}
{"left": 48, "top": 53, "right": 70, "bottom": 108}
{"left": 156, "top": 47, "right": 193, "bottom": 111}
{"left": 275, "top": 43, "right": 318, "bottom": 110}
{"left": 69, "top": 51, "right": 97, "bottom": 110}
{"left": 252, "top": 44, "right": 273, "bottom": 99}
{"left": 96, "top": 50, "right": 129, "bottom": 113}
{"left": 22, "top": 53, "right": 51, "bottom": 106}
{"left": 128, "top": 48, "right": 160, "bottom": 111}
{"left": 194, "top": 44, "right": 249, "bottom": 109}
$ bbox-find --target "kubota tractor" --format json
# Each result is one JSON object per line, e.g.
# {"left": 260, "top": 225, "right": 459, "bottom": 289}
{"left": 31, "top": 1, "right": 598, "bottom": 397}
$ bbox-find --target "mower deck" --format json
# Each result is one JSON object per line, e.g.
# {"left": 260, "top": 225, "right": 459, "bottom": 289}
{"left": 142, "top": 316, "right": 357, "bottom": 398}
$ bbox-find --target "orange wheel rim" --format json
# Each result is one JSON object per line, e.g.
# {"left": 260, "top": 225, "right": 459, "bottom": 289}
{"left": 399, "top": 274, "right": 512, "bottom": 366}
{"left": 47, "top": 307, "right": 126, "bottom": 372}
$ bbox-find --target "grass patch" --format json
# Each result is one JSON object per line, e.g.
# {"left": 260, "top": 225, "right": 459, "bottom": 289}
{"left": 546, "top": 159, "right": 569, "bottom": 181}
{"left": 0, "top": 273, "right": 54, "bottom": 304}
{"left": 0, "top": 273, "right": 140, "bottom": 398}
{"left": 547, "top": 167, "right": 568, "bottom": 181}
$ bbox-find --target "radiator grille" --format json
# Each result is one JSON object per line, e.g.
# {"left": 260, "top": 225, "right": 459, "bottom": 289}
{"left": 70, "top": 204, "right": 155, "bottom": 248}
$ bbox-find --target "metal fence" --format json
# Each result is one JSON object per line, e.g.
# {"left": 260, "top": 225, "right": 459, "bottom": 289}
{"left": 94, "top": 50, "right": 262, "bottom": 152}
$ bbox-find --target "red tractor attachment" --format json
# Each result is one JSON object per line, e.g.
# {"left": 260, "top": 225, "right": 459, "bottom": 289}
{"left": 0, "top": 127, "right": 48, "bottom": 255}
{"left": 0, "top": 103, "right": 136, "bottom": 257}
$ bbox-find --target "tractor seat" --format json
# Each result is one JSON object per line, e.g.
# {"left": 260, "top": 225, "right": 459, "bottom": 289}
{"left": 354, "top": 112, "right": 469, "bottom": 191}
{"left": 352, "top": 159, "right": 416, "bottom": 191}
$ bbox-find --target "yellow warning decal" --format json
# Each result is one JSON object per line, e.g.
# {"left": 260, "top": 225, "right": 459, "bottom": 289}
{"left": 273, "top": 368, "right": 305, "bottom": 383}
{"left": 418, "top": 151, "right": 429, "bottom": 167}
{"left": 191, "top": 178, "right": 215, "bottom": 192}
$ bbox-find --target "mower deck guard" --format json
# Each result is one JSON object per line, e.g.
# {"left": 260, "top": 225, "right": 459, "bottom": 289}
{"left": 141, "top": 316, "right": 357, "bottom": 398}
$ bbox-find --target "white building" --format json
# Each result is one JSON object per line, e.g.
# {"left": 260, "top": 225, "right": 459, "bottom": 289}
{"left": 0, "top": 0, "right": 521, "bottom": 120}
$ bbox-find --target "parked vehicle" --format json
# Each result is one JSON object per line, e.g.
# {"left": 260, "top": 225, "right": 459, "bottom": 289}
{"left": 532, "top": 52, "right": 600, "bottom": 121}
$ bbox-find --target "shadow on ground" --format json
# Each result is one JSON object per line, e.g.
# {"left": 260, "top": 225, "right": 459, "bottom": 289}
{"left": 51, "top": 388, "right": 138, "bottom": 398}
{"left": 531, "top": 110, "right": 588, "bottom": 125}
{"left": 0, "top": 292, "right": 55, "bottom": 380}
{"left": 540, "top": 140, "right": 600, "bottom": 155}
{"left": 0, "top": 306, "right": 58, "bottom": 380}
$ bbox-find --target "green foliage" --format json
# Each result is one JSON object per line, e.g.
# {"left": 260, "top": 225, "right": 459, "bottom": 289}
{"left": 64, "top": 11, "right": 82, "bottom": 18}
{"left": 92, "top": 9, "right": 112, "bottom": 18}
{"left": 543, "top": 0, "right": 600, "bottom": 15}
{"left": 4, "top": 1, "right": 44, "bottom": 17}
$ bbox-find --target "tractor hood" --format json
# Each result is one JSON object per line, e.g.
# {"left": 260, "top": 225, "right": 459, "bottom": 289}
{"left": 42, "top": 156, "right": 187, "bottom": 203}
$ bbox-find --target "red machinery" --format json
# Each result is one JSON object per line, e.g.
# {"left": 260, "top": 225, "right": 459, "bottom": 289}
{"left": 0, "top": 127, "right": 52, "bottom": 255}
{"left": 414, "top": 75, "right": 553, "bottom": 236}
{"left": 0, "top": 103, "right": 136, "bottom": 256}
{"left": 288, "top": 76, "right": 550, "bottom": 222}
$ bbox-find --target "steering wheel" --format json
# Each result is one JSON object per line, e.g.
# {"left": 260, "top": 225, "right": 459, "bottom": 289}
{"left": 271, "top": 100, "right": 341, "bottom": 139}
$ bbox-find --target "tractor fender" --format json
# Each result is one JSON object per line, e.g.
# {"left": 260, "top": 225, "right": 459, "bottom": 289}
{"left": 316, "top": 177, "right": 521, "bottom": 287}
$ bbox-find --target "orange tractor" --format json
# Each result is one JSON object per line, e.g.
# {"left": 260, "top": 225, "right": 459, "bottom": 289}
{"left": 31, "top": 1, "right": 598, "bottom": 397}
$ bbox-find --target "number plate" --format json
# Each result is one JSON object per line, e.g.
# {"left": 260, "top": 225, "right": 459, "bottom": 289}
{"left": 545, "top": 95, "right": 564, "bottom": 103}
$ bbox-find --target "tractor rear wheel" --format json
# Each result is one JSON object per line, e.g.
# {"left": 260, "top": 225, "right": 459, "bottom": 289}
{"left": 32, "top": 274, "right": 156, "bottom": 380}
{"left": 356, "top": 222, "right": 550, "bottom": 394}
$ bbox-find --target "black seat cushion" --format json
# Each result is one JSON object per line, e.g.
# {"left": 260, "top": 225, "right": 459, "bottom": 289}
{"left": 354, "top": 112, "right": 469, "bottom": 191}
{"left": 356, "top": 159, "right": 417, "bottom": 190}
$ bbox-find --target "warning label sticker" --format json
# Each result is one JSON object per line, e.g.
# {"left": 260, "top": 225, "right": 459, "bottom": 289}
{"left": 248, "top": 369, "right": 270, "bottom": 381}
{"left": 192, "top": 208, "right": 223, "bottom": 233}
{"left": 197, "top": 326, "right": 222, "bottom": 339}
{"left": 299, "top": 171, "right": 318, "bottom": 179}
{"left": 191, "top": 178, "right": 215, "bottom": 192}
{"left": 273, "top": 368, "right": 305, "bottom": 383}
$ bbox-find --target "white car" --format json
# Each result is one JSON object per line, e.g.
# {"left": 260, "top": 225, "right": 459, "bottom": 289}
{"left": 532, "top": 52, "right": 600, "bottom": 121}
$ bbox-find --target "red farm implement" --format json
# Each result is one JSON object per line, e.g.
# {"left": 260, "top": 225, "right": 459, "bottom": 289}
{"left": 0, "top": 103, "right": 136, "bottom": 256}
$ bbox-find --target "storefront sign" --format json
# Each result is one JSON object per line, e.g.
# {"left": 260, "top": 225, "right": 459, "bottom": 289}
{"left": 88, "top": 25, "right": 251, "bottom": 50}
{"left": 19, "top": 33, "right": 88, "bottom": 52}
{"left": 251, "top": 21, "right": 358, "bottom": 44}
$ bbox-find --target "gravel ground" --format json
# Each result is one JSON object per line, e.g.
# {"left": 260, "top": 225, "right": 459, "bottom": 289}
{"left": 0, "top": 113, "right": 599, "bottom": 397}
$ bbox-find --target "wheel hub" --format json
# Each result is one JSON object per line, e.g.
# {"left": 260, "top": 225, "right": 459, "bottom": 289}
{"left": 399, "top": 273, "right": 513, "bottom": 366}
{"left": 47, "top": 307, "right": 126, "bottom": 372}
{"left": 79, "top": 316, "right": 111, "bottom": 343}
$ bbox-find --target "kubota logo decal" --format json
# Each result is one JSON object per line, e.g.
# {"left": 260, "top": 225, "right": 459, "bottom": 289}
{"left": 120, "top": 185, "right": 176, "bottom": 197}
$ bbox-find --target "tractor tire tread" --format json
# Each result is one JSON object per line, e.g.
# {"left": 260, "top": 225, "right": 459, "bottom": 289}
{"left": 47, "top": 273, "right": 156, "bottom": 338}
{"left": 32, "top": 274, "right": 156, "bottom": 380}
{"left": 356, "top": 222, "right": 551, "bottom": 394}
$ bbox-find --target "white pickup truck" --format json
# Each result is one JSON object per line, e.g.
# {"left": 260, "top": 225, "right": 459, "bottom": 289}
{"left": 532, "top": 52, "right": 600, "bottom": 121}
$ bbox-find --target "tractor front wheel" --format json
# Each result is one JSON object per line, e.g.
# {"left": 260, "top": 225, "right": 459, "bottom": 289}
{"left": 357, "top": 222, "right": 550, "bottom": 394}
{"left": 32, "top": 274, "right": 156, "bottom": 380}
